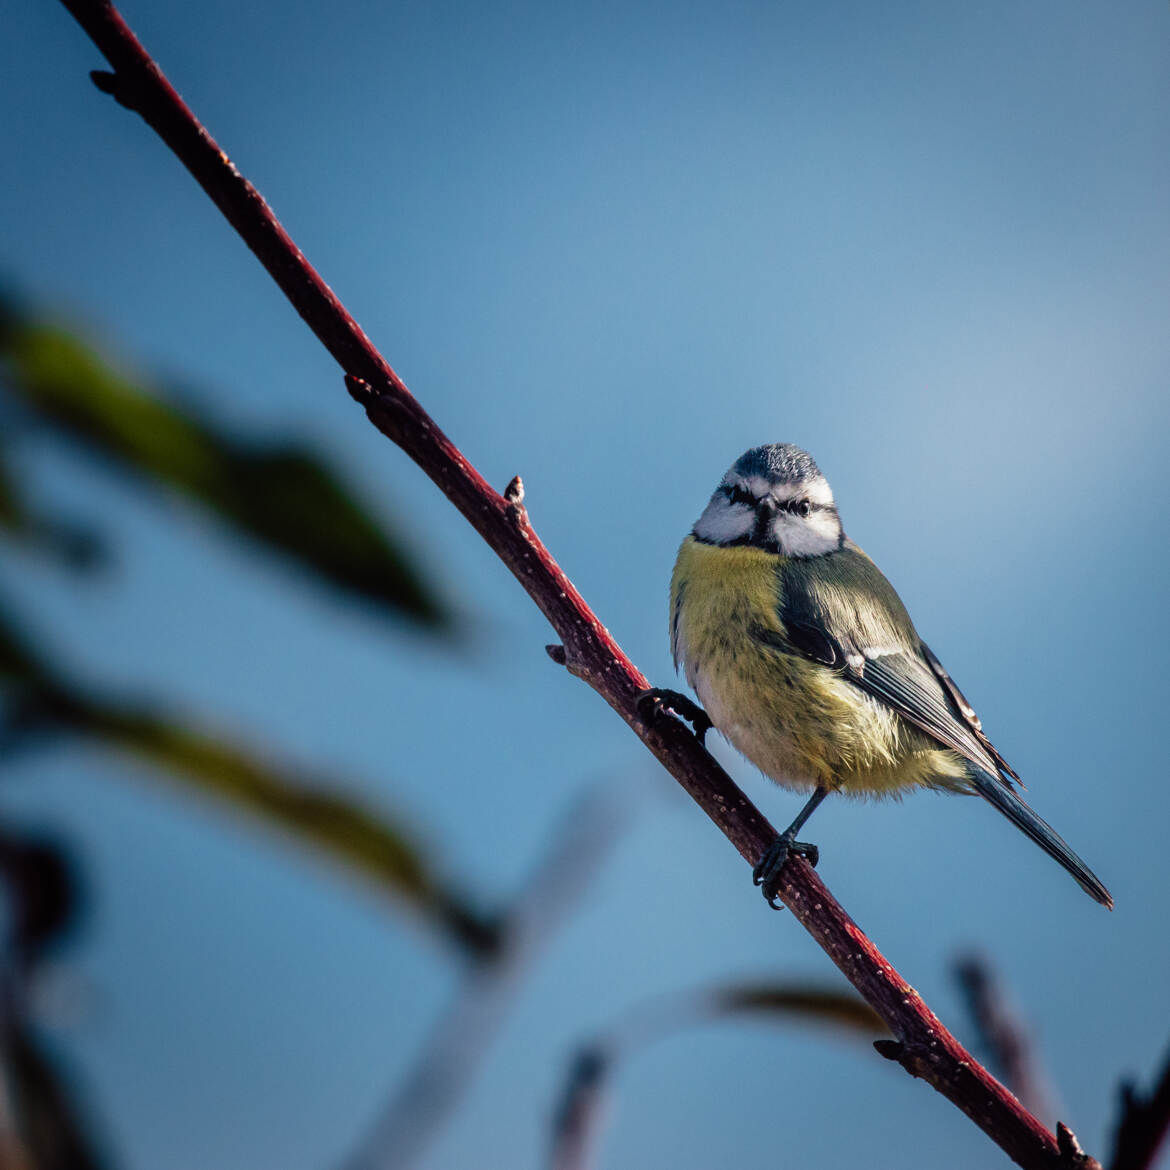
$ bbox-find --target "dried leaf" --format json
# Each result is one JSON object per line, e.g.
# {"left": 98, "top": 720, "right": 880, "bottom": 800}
{"left": 711, "top": 982, "right": 886, "bottom": 1035}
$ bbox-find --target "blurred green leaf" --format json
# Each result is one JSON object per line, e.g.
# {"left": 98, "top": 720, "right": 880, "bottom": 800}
{"left": 0, "top": 602, "right": 494, "bottom": 957}
{"left": 0, "top": 292, "right": 449, "bottom": 629}
{"left": 78, "top": 703, "right": 459, "bottom": 924}
{"left": 80, "top": 697, "right": 493, "bottom": 954}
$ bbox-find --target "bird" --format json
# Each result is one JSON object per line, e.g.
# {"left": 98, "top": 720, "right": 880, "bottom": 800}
{"left": 641, "top": 443, "right": 1112, "bottom": 909}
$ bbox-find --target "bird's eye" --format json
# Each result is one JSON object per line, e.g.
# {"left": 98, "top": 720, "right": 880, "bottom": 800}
{"left": 726, "top": 486, "right": 754, "bottom": 507}
{"left": 797, "top": 499, "right": 812, "bottom": 518}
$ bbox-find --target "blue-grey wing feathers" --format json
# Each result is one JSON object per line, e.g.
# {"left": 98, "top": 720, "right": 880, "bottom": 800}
{"left": 848, "top": 652, "right": 1002, "bottom": 777}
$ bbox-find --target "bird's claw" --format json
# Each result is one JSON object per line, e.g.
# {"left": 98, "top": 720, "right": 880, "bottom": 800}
{"left": 635, "top": 688, "right": 713, "bottom": 746}
{"left": 752, "top": 834, "right": 819, "bottom": 909}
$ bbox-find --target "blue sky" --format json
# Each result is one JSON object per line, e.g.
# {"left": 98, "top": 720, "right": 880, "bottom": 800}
{"left": 3, "top": 2, "right": 1169, "bottom": 1167}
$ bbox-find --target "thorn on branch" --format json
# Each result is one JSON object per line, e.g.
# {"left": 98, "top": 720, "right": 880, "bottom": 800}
{"left": 90, "top": 69, "right": 137, "bottom": 110}
{"left": 344, "top": 373, "right": 375, "bottom": 406}
{"left": 503, "top": 474, "right": 529, "bottom": 525}
{"left": 1056, "top": 1122, "right": 1093, "bottom": 1166}
{"left": 546, "top": 644, "right": 567, "bottom": 665}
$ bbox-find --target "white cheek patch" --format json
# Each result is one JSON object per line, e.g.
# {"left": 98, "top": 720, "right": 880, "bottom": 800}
{"left": 693, "top": 496, "right": 754, "bottom": 544}
{"left": 769, "top": 511, "right": 839, "bottom": 557}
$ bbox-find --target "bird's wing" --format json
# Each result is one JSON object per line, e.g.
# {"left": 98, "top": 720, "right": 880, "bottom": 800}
{"left": 845, "top": 647, "right": 1006, "bottom": 779}
{"left": 769, "top": 548, "right": 1018, "bottom": 785}
{"left": 919, "top": 641, "right": 1020, "bottom": 783}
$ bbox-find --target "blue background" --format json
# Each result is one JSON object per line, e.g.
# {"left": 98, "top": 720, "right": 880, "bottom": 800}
{"left": 2, "top": 2, "right": 1168, "bottom": 1167}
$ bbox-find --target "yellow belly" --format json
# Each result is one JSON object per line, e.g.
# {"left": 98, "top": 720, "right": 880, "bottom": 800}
{"left": 671, "top": 538, "right": 968, "bottom": 797}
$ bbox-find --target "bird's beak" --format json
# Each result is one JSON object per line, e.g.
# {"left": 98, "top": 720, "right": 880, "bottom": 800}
{"left": 753, "top": 499, "right": 777, "bottom": 543}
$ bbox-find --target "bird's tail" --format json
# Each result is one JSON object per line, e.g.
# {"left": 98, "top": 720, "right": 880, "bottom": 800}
{"left": 969, "top": 769, "right": 1113, "bottom": 909}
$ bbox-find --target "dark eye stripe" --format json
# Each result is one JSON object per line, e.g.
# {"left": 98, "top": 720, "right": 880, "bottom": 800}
{"left": 780, "top": 499, "right": 835, "bottom": 515}
{"left": 719, "top": 485, "right": 837, "bottom": 518}
{"left": 721, "top": 484, "right": 755, "bottom": 507}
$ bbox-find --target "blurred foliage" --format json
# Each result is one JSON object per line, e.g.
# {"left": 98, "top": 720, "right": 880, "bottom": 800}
{"left": 0, "top": 288, "right": 487, "bottom": 1168}
{"left": 0, "top": 289, "right": 450, "bottom": 630}
{"left": 0, "top": 598, "right": 495, "bottom": 958}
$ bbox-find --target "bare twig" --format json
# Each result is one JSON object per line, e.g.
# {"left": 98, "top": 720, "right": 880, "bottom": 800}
{"left": 1108, "top": 1039, "right": 1170, "bottom": 1170}
{"left": 341, "top": 779, "right": 629, "bottom": 1170}
{"left": 550, "top": 1045, "right": 611, "bottom": 1170}
{"left": 955, "top": 953, "right": 1060, "bottom": 1123}
{"left": 54, "top": 5, "right": 1102, "bottom": 1165}
{"left": 549, "top": 980, "right": 884, "bottom": 1170}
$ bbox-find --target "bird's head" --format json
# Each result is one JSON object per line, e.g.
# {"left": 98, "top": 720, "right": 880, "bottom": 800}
{"left": 692, "top": 443, "right": 844, "bottom": 557}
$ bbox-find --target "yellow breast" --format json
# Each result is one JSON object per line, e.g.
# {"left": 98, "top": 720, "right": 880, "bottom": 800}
{"left": 670, "top": 536, "right": 966, "bottom": 796}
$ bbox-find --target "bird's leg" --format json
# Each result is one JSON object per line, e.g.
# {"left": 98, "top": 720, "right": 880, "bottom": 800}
{"left": 753, "top": 786, "right": 830, "bottom": 909}
{"left": 635, "top": 688, "right": 713, "bottom": 746}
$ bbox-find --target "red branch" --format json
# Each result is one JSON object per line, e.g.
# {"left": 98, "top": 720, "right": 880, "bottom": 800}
{"left": 55, "top": 4, "right": 1101, "bottom": 1166}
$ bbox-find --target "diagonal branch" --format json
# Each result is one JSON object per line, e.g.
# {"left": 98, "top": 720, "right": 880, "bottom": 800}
{"left": 53, "top": 4, "right": 1100, "bottom": 1166}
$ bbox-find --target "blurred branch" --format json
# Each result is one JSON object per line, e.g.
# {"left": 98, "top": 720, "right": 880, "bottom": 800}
{"left": 56, "top": 6, "right": 1101, "bottom": 1166}
{"left": 549, "top": 979, "right": 885, "bottom": 1170}
{"left": 0, "top": 828, "right": 109, "bottom": 1170}
{"left": 955, "top": 953, "right": 1059, "bottom": 1123}
{"left": 0, "top": 993, "right": 109, "bottom": 1170}
{"left": 0, "top": 1006, "right": 39, "bottom": 1170}
{"left": 0, "top": 292, "right": 450, "bottom": 630}
{"left": 341, "top": 778, "right": 629, "bottom": 1170}
{"left": 1108, "top": 1040, "right": 1170, "bottom": 1170}
{"left": 0, "top": 598, "right": 496, "bottom": 958}
{"left": 550, "top": 1046, "right": 609, "bottom": 1170}
{"left": 0, "top": 450, "right": 104, "bottom": 571}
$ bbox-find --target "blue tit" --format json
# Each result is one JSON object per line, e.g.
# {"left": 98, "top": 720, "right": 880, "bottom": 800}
{"left": 643, "top": 443, "right": 1112, "bottom": 909}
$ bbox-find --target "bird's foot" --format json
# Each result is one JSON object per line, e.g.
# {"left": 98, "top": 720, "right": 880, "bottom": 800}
{"left": 635, "top": 688, "right": 713, "bottom": 746}
{"left": 752, "top": 833, "right": 819, "bottom": 910}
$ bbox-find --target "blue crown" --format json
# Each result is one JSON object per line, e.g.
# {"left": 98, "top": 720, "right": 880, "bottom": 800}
{"left": 731, "top": 444, "right": 821, "bottom": 484}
